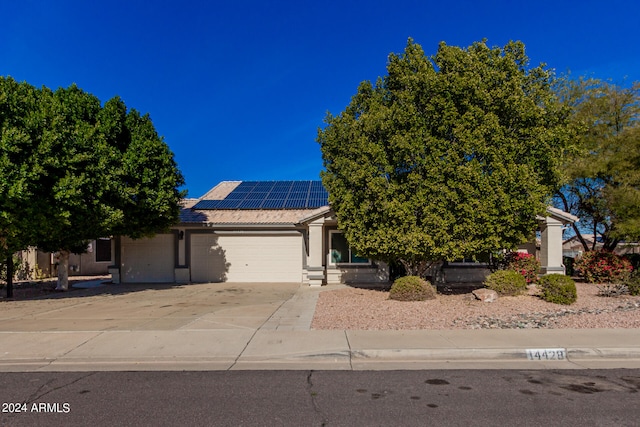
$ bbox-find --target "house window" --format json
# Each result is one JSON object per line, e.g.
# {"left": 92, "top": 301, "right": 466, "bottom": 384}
{"left": 95, "top": 238, "right": 112, "bottom": 263}
{"left": 329, "top": 231, "right": 369, "bottom": 265}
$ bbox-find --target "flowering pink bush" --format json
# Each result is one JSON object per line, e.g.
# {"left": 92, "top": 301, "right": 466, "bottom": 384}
{"left": 505, "top": 252, "right": 540, "bottom": 284}
{"left": 574, "top": 251, "right": 633, "bottom": 284}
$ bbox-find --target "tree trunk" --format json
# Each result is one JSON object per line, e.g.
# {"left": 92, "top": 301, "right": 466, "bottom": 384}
{"left": 55, "top": 250, "right": 70, "bottom": 291}
{"left": 6, "top": 255, "right": 13, "bottom": 298}
{"left": 399, "top": 259, "right": 435, "bottom": 278}
{"left": 558, "top": 192, "right": 591, "bottom": 253}
{"left": 570, "top": 223, "right": 590, "bottom": 253}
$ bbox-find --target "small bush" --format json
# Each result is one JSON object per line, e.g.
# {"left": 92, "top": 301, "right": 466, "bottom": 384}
{"left": 484, "top": 270, "right": 527, "bottom": 296}
{"left": 625, "top": 273, "right": 640, "bottom": 296}
{"left": 597, "top": 283, "right": 629, "bottom": 297}
{"left": 389, "top": 276, "right": 436, "bottom": 301}
{"left": 506, "top": 252, "right": 540, "bottom": 284}
{"left": 574, "top": 250, "right": 633, "bottom": 284}
{"left": 563, "top": 256, "right": 575, "bottom": 277}
{"left": 538, "top": 274, "right": 577, "bottom": 305}
{"left": 0, "top": 255, "right": 31, "bottom": 284}
{"left": 622, "top": 253, "right": 640, "bottom": 272}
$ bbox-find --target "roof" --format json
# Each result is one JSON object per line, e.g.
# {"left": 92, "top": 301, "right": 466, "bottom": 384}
{"left": 192, "top": 180, "right": 328, "bottom": 210}
{"left": 180, "top": 180, "right": 331, "bottom": 225}
{"left": 182, "top": 181, "right": 579, "bottom": 227}
{"left": 537, "top": 206, "right": 579, "bottom": 225}
{"left": 180, "top": 208, "right": 322, "bottom": 225}
{"left": 180, "top": 198, "right": 200, "bottom": 209}
{"left": 199, "top": 181, "right": 241, "bottom": 200}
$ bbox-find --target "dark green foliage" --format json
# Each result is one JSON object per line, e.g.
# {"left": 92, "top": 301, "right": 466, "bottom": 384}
{"left": 318, "top": 39, "right": 571, "bottom": 275}
{"left": 389, "top": 276, "right": 437, "bottom": 301}
{"left": 0, "top": 77, "right": 44, "bottom": 259}
{"left": 625, "top": 273, "right": 640, "bottom": 296}
{"left": 0, "top": 255, "right": 32, "bottom": 284}
{"left": 623, "top": 253, "right": 640, "bottom": 272}
{"left": 538, "top": 274, "right": 577, "bottom": 305}
{"left": 555, "top": 79, "right": 640, "bottom": 252}
{"left": 563, "top": 256, "right": 575, "bottom": 276}
{"left": 484, "top": 270, "right": 528, "bottom": 296}
{"left": 0, "top": 77, "right": 185, "bottom": 290}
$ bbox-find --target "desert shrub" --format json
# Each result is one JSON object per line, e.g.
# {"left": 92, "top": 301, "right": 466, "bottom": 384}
{"left": 484, "top": 270, "right": 527, "bottom": 296}
{"left": 0, "top": 255, "right": 31, "bottom": 284}
{"left": 623, "top": 253, "right": 640, "bottom": 272}
{"left": 538, "top": 274, "right": 577, "bottom": 305}
{"left": 389, "top": 276, "right": 437, "bottom": 301}
{"left": 625, "top": 273, "right": 640, "bottom": 296}
{"left": 597, "top": 283, "right": 629, "bottom": 297}
{"left": 574, "top": 251, "right": 633, "bottom": 284}
{"left": 492, "top": 251, "right": 540, "bottom": 283}
{"left": 563, "top": 256, "right": 575, "bottom": 277}
{"left": 506, "top": 252, "right": 540, "bottom": 284}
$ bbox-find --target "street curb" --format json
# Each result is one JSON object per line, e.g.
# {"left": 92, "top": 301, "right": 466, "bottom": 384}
{"left": 352, "top": 347, "right": 640, "bottom": 362}
{"left": 567, "top": 347, "right": 640, "bottom": 360}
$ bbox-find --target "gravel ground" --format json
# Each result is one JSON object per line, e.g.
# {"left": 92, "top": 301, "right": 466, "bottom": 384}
{"left": 311, "top": 282, "right": 640, "bottom": 330}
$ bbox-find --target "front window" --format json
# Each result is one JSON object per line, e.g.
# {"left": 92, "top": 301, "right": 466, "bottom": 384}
{"left": 329, "top": 232, "right": 369, "bottom": 265}
{"left": 95, "top": 238, "right": 112, "bottom": 263}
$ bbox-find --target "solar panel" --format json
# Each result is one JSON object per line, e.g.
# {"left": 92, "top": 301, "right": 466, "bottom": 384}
{"left": 283, "top": 199, "right": 306, "bottom": 209}
{"left": 195, "top": 181, "right": 329, "bottom": 210}
{"left": 225, "top": 192, "right": 245, "bottom": 200}
{"left": 192, "top": 200, "right": 220, "bottom": 209}
{"left": 273, "top": 182, "right": 290, "bottom": 191}
{"left": 216, "top": 199, "right": 242, "bottom": 209}
{"left": 238, "top": 199, "right": 262, "bottom": 209}
{"left": 261, "top": 199, "right": 286, "bottom": 209}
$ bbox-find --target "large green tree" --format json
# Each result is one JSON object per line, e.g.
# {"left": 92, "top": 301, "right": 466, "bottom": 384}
{"left": 555, "top": 78, "right": 640, "bottom": 251}
{"left": 0, "top": 77, "right": 48, "bottom": 296}
{"left": 318, "top": 39, "right": 571, "bottom": 276}
{"left": 0, "top": 77, "right": 185, "bottom": 292}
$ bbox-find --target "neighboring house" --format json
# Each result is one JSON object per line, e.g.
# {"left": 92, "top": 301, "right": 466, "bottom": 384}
{"left": 563, "top": 234, "right": 640, "bottom": 259}
{"left": 108, "top": 180, "right": 578, "bottom": 286}
{"left": 16, "top": 238, "right": 113, "bottom": 279}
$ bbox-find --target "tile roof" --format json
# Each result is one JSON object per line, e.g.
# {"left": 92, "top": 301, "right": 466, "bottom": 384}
{"left": 199, "top": 181, "right": 241, "bottom": 200}
{"left": 180, "top": 181, "right": 330, "bottom": 225}
{"left": 180, "top": 198, "right": 200, "bottom": 208}
{"left": 180, "top": 208, "right": 321, "bottom": 224}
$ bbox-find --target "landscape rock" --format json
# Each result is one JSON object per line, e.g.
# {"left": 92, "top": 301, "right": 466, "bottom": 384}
{"left": 472, "top": 288, "right": 498, "bottom": 303}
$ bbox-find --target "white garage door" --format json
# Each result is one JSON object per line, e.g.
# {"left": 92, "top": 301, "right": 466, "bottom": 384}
{"left": 121, "top": 235, "right": 175, "bottom": 283}
{"left": 190, "top": 233, "right": 303, "bottom": 283}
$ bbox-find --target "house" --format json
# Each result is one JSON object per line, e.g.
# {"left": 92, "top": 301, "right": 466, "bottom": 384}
{"left": 16, "top": 239, "right": 114, "bottom": 279}
{"left": 108, "top": 180, "right": 577, "bottom": 286}
{"left": 563, "top": 234, "right": 640, "bottom": 259}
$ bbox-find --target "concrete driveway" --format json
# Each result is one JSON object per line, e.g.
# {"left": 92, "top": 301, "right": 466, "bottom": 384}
{"left": 0, "top": 281, "right": 301, "bottom": 332}
{"left": 3, "top": 280, "right": 640, "bottom": 371}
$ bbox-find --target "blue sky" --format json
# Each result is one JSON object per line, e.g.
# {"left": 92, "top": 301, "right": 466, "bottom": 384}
{"left": 2, "top": 0, "right": 639, "bottom": 197}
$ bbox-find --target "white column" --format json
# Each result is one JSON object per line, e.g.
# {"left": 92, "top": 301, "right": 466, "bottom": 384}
{"left": 540, "top": 217, "right": 565, "bottom": 275}
{"left": 109, "top": 236, "right": 121, "bottom": 284}
{"left": 307, "top": 219, "right": 325, "bottom": 286}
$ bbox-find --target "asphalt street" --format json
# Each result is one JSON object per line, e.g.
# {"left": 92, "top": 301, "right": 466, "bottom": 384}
{"left": 1, "top": 370, "right": 639, "bottom": 426}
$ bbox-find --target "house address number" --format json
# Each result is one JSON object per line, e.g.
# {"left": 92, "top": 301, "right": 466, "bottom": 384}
{"left": 526, "top": 348, "right": 566, "bottom": 361}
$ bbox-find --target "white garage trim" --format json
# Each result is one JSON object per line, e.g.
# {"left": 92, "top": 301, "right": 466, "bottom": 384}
{"left": 189, "top": 231, "right": 303, "bottom": 283}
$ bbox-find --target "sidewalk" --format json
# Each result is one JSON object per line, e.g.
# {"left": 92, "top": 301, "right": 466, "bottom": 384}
{"left": 1, "top": 281, "right": 640, "bottom": 371}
